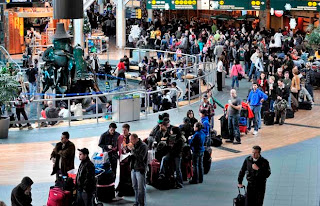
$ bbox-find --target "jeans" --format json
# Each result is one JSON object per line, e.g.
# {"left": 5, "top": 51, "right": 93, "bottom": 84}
{"left": 248, "top": 63, "right": 255, "bottom": 80}
{"left": 228, "top": 114, "right": 240, "bottom": 142}
{"left": 248, "top": 105, "right": 261, "bottom": 132}
{"left": 245, "top": 62, "right": 249, "bottom": 75}
{"left": 255, "top": 70, "right": 261, "bottom": 81}
{"left": 269, "top": 100, "right": 275, "bottom": 112}
{"left": 131, "top": 170, "right": 146, "bottom": 206}
{"left": 29, "top": 82, "right": 37, "bottom": 97}
{"left": 305, "top": 84, "right": 314, "bottom": 101}
{"left": 159, "top": 155, "right": 183, "bottom": 186}
{"left": 231, "top": 76, "right": 239, "bottom": 89}
{"left": 176, "top": 70, "right": 183, "bottom": 81}
{"left": 192, "top": 152, "right": 204, "bottom": 183}
{"left": 76, "top": 190, "right": 93, "bottom": 206}
{"left": 288, "top": 93, "right": 292, "bottom": 109}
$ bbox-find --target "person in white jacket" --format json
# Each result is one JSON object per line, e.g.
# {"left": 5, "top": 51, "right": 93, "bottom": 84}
{"left": 248, "top": 48, "right": 260, "bottom": 81}
{"left": 254, "top": 53, "right": 264, "bottom": 81}
{"left": 58, "top": 104, "right": 71, "bottom": 122}
{"left": 70, "top": 101, "right": 83, "bottom": 121}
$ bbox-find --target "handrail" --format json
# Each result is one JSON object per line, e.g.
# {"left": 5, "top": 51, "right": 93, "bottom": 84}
{"left": 0, "top": 46, "right": 22, "bottom": 72}
{"left": 6, "top": 47, "right": 216, "bottom": 128}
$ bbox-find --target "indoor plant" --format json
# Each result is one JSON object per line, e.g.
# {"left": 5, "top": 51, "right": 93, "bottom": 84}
{"left": 0, "top": 66, "right": 19, "bottom": 138}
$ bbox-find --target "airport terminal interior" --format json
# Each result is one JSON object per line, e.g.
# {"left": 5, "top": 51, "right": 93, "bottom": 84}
{"left": 0, "top": 0, "right": 320, "bottom": 205}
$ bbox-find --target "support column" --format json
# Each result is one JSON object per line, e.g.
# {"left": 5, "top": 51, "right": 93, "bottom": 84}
{"left": 74, "top": 19, "right": 84, "bottom": 47}
{"left": 98, "top": 0, "right": 104, "bottom": 14}
{"left": 116, "top": 0, "right": 126, "bottom": 48}
{"left": 147, "top": 9, "right": 153, "bottom": 22}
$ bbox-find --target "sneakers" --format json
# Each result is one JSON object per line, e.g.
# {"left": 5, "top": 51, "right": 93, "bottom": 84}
{"left": 252, "top": 131, "right": 258, "bottom": 135}
{"left": 225, "top": 140, "right": 233, "bottom": 143}
{"left": 233, "top": 141, "right": 241, "bottom": 145}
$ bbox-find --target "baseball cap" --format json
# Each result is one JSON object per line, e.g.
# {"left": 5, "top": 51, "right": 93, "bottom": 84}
{"left": 78, "top": 148, "right": 89, "bottom": 155}
{"left": 203, "top": 94, "right": 208, "bottom": 99}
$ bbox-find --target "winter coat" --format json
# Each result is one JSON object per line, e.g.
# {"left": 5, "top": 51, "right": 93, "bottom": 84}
{"left": 76, "top": 158, "right": 95, "bottom": 194}
{"left": 238, "top": 156, "right": 271, "bottom": 185}
{"left": 98, "top": 130, "right": 120, "bottom": 160}
{"left": 130, "top": 139, "right": 148, "bottom": 172}
{"left": 50, "top": 140, "right": 75, "bottom": 176}
{"left": 11, "top": 177, "right": 33, "bottom": 206}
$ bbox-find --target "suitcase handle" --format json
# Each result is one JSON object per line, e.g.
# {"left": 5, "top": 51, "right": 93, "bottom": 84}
{"left": 237, "top": 185, "right": 246, "bottom": 194}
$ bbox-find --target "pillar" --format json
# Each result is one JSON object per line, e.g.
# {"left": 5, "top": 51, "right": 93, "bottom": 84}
{"left": 147, "top": 9, "right": 153, "bottom": 22}
{"left": 74, "top": 19, "right": 84, "bottom": 47}
{"left": 116, "top": 0, "right": 126, "bottom": 48}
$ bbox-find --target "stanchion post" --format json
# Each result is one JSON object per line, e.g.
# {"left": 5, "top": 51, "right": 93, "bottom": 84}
{"left": 188, "top": 80, "right": 191, "bottom": 105}
{"left": 68, "top": 99, "right": 71, "bottom": 127}
{"left": 96, "top": 96, "right": 99, "bottom": 123}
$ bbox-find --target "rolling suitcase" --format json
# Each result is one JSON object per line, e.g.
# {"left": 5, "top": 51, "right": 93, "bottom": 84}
{"left": 263, "top": 111, "right": 275, "bottom": 125}
{"left": 181, "top": 145, "right": 193, "bottom": 181}
{"left": 286, "top": 109, "right": 295, "bottom": 119}
{"left": 298, "top": 101, "right": 312, "bottom": 110}
{"left": 219, "top": 114, "right": 229, "bottom": 139}
{"left": 150, "top": 159, "right": 160, "bottom": 185}
{"left": 239, "top": 125, "right": 248, "bottom": 134}
{"left": 203, "top": 146, "right": 212, "bottom": 174}
{"left": 96, "top": 168, "right": 115, "bottom": 202}
{"left": 47, "top": 187, "right": 72, "bottom": 206}
{"left": 233, "top": 186, "right": 246, "bottom": 206}
{"left": 181, "top": 160, "right": 193, "bottom": 181}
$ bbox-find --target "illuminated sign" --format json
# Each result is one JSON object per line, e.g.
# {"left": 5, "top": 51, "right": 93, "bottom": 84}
{"left": 270, "top": 0, "right": 320, "bottom": 11}
{"left": 209, "top": 0, "right": 266, "bottom": 10}
{"left": 146, "top": 0, "right": 197, "bottom": 10}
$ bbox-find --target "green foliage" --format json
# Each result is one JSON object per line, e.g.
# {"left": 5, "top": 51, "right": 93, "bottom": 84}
{"left": 0, "top": 67, "right": 20, "bottom": 113}
{"left": 307, "top": 26, "right": 320, "bottom": 49}
{"left": 83, "top": 13, "right": 92, "bottom": 35}
{"left": 67, "top": 13, "right": 91, "bottom": 35}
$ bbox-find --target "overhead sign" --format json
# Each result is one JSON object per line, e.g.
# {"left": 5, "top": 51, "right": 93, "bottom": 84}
{"left": 170, "top": 0, "right": 197, "bottom": 9}
{"left": 146, "top": 0, "right": 197, "bottom": 10}
{"left": 6, "top": 0, "right": 32, "bottom": 3}
{"left": 270, "top": 0, "right": 320, "bottom": 11}
{"left": 146, "top": 0, "right": 168, "bottom": 9}
{"left": 209, "top": 0, "right": 266, "bottom": 10}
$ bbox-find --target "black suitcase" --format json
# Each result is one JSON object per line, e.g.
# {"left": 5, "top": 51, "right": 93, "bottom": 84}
{"left": 96, "top": 170, "right": 115, "bottom": 202}
{"left": 263, "top": 111, "right": 275, "bottom": 125}
{"left": 219, "top": 114, "right": 229, "bottom": 139}
{"left": 211, "top": 134, "right": 222, "bottom": 147}
{"left": 233, "top": 186, "right": 246, "bottom": 206}
{"left": 286, "top": 109, "right": 295, "bottom": 119}
{"left": 298, "top": 101, "right": 312, "bottom": 110}
{"left": 260, "top": 101, "right": 269, "bottom": 118}
{"left": 203, "top": 146, "right": 212, "bottom": 174}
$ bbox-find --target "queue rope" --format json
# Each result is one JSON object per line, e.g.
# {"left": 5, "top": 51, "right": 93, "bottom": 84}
{"left": 21, "top": 85, "right": 125, "bottom": 97}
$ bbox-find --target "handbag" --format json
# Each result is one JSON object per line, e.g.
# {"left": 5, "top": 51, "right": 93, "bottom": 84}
{"left": 237, "top": 65, "right": 243, "bottom": 80}
{"left": 291, "top": 87, "right": 298, "bottom": 93}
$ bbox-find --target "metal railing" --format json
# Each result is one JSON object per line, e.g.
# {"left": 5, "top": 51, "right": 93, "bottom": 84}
{"left": 7, "top": 48, "right": 216, "bottom": 128}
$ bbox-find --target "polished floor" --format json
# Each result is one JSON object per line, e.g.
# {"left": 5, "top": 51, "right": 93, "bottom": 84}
{"left": 1, "top": 77, "right": 319, "bottom": 205}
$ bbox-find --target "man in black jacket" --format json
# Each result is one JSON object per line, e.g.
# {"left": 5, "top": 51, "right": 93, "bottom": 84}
{"left": 128, "top": 133, "right": 148, "bottom": 206}
{"left": 238, "top": 145, "right": 271, "bottom": 206}
{"left": 11, "top": 176, "right": 33, "bottom": 206}
{"left": 99, "top": 123, "right": 120, "bottom": 175}
{"left": 76, "top": 148, "right": 95, "bottom": 206}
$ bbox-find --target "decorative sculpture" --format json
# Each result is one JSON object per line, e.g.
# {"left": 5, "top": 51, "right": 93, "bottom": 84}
{"left": 42, "top": 23, "right": 106, "bottom": 103}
